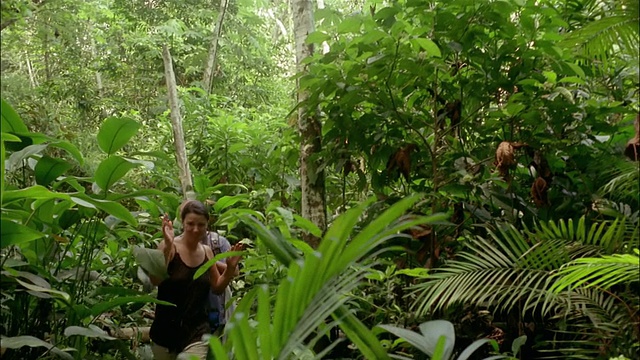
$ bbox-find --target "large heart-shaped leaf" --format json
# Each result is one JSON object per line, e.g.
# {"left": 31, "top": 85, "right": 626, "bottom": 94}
{"left": 6, "top": 143, "right": 48, "bottom": 171}
{"left": 1, "top": 98, "right": 28, "bottom": 133}
{"left": 97, "top": 117, "right": 141, "bottom": 155}
{"left": 64, "top": 325, "right": 116, "bottom": 340}
{"left": 35, "top": 156, "right": 73, "bottom": 186}
{"left": 0, "top": 220, "right": 45, "bottom": 248}
{"left": 94, "top": 156, "right": 142, "bottom": 192}
{"left": 72, "top": 194, "right": 137, "bottom": 226}
{"left": 0, "top": 335, "right": 73, "bottom": 360}
{"left": 133, "top": 246, "right": 169, "bottom": 280}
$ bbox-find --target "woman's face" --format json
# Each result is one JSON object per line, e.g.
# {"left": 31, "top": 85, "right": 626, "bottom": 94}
{"left": 182, "top": 212, "right": 208, "bottom": 240}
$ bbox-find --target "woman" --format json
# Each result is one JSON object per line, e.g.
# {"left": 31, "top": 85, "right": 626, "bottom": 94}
{"left": 149, "top": 200, "right": 243, "bottom": 360}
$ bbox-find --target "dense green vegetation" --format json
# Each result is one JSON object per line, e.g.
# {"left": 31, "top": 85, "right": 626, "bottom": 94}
{"left": 1, "top": 0, "right": 638, "bottom": 359}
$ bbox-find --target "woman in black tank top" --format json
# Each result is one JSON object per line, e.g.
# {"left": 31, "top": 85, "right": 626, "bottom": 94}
{"left": 149, "top": 200, "right": 244, "bottom": 359}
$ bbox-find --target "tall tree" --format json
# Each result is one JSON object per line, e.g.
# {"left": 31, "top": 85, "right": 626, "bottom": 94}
{"left": 292, "top": 0, "right": 325, "bottom": 247}
{"left": 162, "top": 44, "right": 193, "bottom": 197}
{"left": 202, "top": 0, "right": 229, "bottom": 95}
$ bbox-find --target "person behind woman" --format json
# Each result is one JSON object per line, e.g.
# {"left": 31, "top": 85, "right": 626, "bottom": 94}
{"left": 149, "top": 200, "right": 243, "bottom": 360}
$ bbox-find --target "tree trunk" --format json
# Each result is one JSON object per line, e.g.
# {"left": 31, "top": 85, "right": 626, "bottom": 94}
{"left": 202, "top": 0, "right": 229, "bottom": 95}
{"left": 25, "top": 55, "right": 37, "bottom": 88}
{"left": 162, "top": 45, "right": 193, "bottom": 197}
{"left": 292, "top": 0, "right": 326, "bottom": 248}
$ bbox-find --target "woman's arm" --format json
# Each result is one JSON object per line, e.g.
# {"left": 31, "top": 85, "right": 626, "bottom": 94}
{"left": 207, "top": 244, "right": 243, "bottom": 294}
{"left": 150, "top": 214, "right": 176, "bottom": 286}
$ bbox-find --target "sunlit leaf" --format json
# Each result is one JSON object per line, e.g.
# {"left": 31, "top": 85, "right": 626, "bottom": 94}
{"left": 64, "top": 325, "right": 116, "bottom": 340}
{"left": 0, "top": 220, "right": 45, "bottom": 248}
{"left": 94, "top": 155, "right": 143, "bottom": 192}
{"left": 97, "top": 117, "right": 141, "bottom": 155}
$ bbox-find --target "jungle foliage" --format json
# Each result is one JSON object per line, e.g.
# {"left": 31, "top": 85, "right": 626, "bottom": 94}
{"left": 1, "top": 0, "right": 638, "bottom": 359}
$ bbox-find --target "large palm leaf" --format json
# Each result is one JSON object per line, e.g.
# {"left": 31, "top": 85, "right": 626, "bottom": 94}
{"left": 562, "top": 0, "right": 639, "bottom": 63}
{"left": 410, "top": 217, "right": 637, "bottom": 358}
{"left": 208, "top": 195, "right": 447, "bottom": 359}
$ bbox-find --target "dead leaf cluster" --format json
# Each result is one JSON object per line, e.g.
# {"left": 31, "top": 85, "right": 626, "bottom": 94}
{"left": 386, "top": 144, "right": 418, "bottom": 181}
{"left": 494, "top": 141, "right": 528, "bottom": 180}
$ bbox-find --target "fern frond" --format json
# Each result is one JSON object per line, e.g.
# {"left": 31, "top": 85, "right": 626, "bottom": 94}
{"left": 551, "top": 249, "right": 640, "bottom": 292}
{"left": 562, "top": 0, "right": 639, "bottom": 63}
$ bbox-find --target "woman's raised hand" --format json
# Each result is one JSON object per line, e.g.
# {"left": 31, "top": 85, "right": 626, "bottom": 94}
{"left": 226, "top": 242, "right": 245, "bottom": 269}
{"left": 161, "top": 213, "right": 174, "bottom": 244}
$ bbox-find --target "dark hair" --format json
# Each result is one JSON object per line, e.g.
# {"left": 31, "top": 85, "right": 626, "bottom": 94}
{"left": 180, "top": 200, "right": 210, "bottom": 222}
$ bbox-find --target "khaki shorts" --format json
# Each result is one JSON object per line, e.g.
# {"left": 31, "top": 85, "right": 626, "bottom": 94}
{"left": 151, "top": 340, "right": 209, "bottom": 360}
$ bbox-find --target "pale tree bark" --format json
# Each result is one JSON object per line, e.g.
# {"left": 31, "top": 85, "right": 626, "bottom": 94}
{"left": 202, "top": 0, "right": 229, "bottom": 95}
{"left": 162, "top": 45, "right": 194, "bottom": 197}
{"left": 292, "top": 0, "right": 326, "bottom": 248}
{"left": 25, "top": 54, "right": 37, "bottom": 88}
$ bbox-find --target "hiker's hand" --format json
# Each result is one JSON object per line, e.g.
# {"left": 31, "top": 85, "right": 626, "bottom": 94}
{"left": 162, "top": 214, "right": 174, "bottom": 244}
{"left": 226, "top": 243, "right": 245, "bottom": 270}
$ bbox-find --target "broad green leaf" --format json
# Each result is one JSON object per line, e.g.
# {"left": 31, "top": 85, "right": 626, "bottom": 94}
{"left": 0, "top": 220, "right": 45, "bottom": 248}
{"left": 0, "top": 335, "right": 73, "bottom": 360}
{"left": 558, "top": 76, "right": 585, "bottom": 84}
{"left": 6, "top": 143, "right": 48, "bottom": 171}
{"left": 292, "top": 214, "right": 322, "bottom": 238}
{"left": 133, "top": 246, "right": 169, "bottom": 280}
{"left": 543, "top": 71, "right": 557, "bottom": 83}
{"left": 377, "top": 324, "right": 432, "bottom": 355}
{"left": 565, "top": 62, "right": 586, "bottom": 78}
{"left": 512, "top": 335, "right": 527, "bottom": 356}
{"left": 1, "top": 99, "right": 28, "bottom": 133}
{"left": 418, "top": 320, "right": 455, "bottom": 359}
{"left": 1, "top": 132, "right": 20, "bottom": 142}
{"left": 305, "top": 31, "right": 331, "bottom": 44}
{"left": 34, "top": 156, "right": 73, "bottom": 186}
{"left": 49, "top": 140, "right": 84, "bottom": 165}
{"left": 73, "top": 194, "right": 137, "bottom": 226}
{"left": 395, "top": 268, "right": 430, "bottom": 278}
{"left": 413, "top": 38, "right": 441, "bottom": 57}
{"left": 97, "top": 117, "right": 141, "bottom": 155}
{"left": 94, "top": 155, "right": 142, "bottom": 192}
{"left": 64, "top": 325, "right": 116, "bottom": 340}
{"left": 431, "top": 336, "right": 448, "bottom": 360}
{"left": 213, "top": 195, "right": 249, "bottom": 212}
{"left": 15, "top": 278, "right": 70, "bottom": 302}
{"left": 193, "top": 251, "right": 241, "bottom": 279}
{"left": 457, "top": 339, "right": 502, "bottom": 360}
{"left": 2, "top": 185, "right": 72, "bottom": 204}
{"left": 337, "top": 17, "right": 362, "bottom": 34}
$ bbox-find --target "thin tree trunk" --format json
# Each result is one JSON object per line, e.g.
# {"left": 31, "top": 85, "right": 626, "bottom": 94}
{"left": 292, "top": 0, "right": 326, "bottom": 248}
{"left": 162, "top": 45, "right": 194, "bottom": 197}
{"left": 91, "top": 39, "right": 104, "bottom": 97}
{"left": 202, "top": 0, "right": 229, "bottom": 95}
{"left": 25, "top": 55, "right": 37, "bottom": 88}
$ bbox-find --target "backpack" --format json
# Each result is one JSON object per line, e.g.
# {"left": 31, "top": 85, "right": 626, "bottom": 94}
{"left": 205, "top": 231, "right": 233, "bottom": 331}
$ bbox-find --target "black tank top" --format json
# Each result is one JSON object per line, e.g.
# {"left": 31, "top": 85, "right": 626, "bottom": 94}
{"left": 150, "top": 247, "right": 211, "bottom": 352}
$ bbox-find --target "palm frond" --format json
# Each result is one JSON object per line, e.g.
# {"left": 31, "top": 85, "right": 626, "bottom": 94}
{"left": 410, "top": 217, "right": 638, "bottom": 358}
{"left": 562, "top": 0, "right": 639, "bottom": 63}
{"left": 599, "top": 161, "right": 640, "bottom": 207}
{"left": 214, "top": 195, "right": 447, "bottom": 359}
{"left": 551, "top": 249, "right": 640, "bottom": 292}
